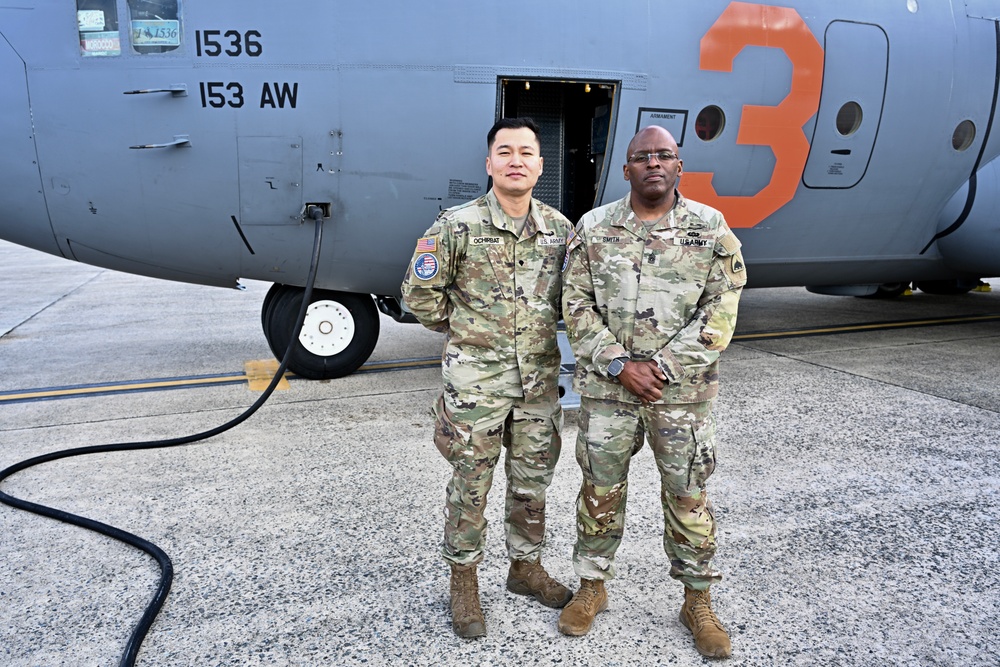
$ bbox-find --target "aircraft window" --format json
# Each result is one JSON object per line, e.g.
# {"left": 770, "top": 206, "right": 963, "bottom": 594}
{"left": 127, "top": 0, "right": 182, "bottom": 54}
{"left": 695, "top": 106, "right": 725, "bottom": 141}
{"left": 952, "top": 120, "right": 976, "bottom": 152}
{"left": 77, "top": 0, "right": 121, "bottom": 57}
{"left": 835, "top": 101, "right": 863, "bottom": 136}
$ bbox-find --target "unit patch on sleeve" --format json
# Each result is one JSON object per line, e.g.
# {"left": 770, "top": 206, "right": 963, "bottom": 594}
{"left": 413, "top": 253, "right": 439, "bottom": 280}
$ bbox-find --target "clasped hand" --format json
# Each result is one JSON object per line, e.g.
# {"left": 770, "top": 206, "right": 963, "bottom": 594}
{"left": 617, "top": 360, "right": 667, "bottom": 404}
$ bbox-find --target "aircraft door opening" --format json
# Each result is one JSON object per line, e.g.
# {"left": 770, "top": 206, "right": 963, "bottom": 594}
{"left": 499, "top": 79, "right": 617, "bottom": 222}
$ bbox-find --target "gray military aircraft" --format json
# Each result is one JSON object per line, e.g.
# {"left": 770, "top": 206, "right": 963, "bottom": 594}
{"left": 2, "top": 0, "right": 999, "bottom": 379}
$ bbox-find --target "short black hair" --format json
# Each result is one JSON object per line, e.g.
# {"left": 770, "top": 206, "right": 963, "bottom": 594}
{"left": 487, "top": 117, "right": 542, "bottom": 150}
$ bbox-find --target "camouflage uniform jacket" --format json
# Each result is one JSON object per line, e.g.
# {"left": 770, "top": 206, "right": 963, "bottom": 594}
{"left": 562, "top": 192, "right": 747, "bottom": 404}
{"left": 401, "top": 189, "right": 572, "bottom": 401}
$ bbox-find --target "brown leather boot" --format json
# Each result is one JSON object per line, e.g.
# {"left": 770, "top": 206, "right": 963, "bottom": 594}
{"left": 506, "top": 558, "right": 573, "bottom": 608}
{"left": 680, "top": 587, "right": 732, "bottom": 658}
{"left": 449, "top": 563, "right": 486, "bottom": 638}
{"left": 557, "top": 578, "right": 608, "bottom": 636}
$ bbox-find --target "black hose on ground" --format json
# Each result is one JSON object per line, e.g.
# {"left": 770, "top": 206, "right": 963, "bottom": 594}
{"left": 0, "top": 211, "right": 325, "bottom": 666}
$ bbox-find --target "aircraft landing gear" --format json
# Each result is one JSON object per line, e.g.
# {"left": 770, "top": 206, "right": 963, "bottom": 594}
{"left": 858, "top": 282, "right": 910, "bottom": 299}
{"left": 261, "top": 284, "right": 380, "bottom": 379}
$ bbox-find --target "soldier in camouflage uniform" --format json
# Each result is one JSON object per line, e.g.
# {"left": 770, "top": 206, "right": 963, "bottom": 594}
{"left": 558, "top": 126, "right": 747, "bottom": 659}
{"left": 401, "top": 118, "right": 574, "bottom": 639}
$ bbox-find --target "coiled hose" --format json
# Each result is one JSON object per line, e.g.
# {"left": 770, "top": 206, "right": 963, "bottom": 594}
{"left": 0, "top": 211, "right": 325, "bottom": 666}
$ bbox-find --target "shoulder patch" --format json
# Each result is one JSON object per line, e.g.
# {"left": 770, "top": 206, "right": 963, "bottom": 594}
{"left": 412, "top": 253, "right": 439, "bottom": 280}
{"left": 715, "top": 231, "right": 742, "bottom": 257}
{"left": 415, "top": 236, "right": 437, "bottom": 253}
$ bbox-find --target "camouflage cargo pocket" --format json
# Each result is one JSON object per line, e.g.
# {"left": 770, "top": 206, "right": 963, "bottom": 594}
{"left": 432, "top": 394, "right": 473, "bottom": 467}
{"left": 688, "top": 414, "right": 717, "bottom": 489}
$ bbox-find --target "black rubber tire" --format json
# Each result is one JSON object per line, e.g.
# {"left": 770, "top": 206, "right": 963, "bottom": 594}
{"left": 261, "top": 282, "right": 285, "bottom": 333}
{"left": 857, "top": 282, "right": 909, "bottom": 299}
{"left": 262, "top": 286, "right": 380, "bottom": 379}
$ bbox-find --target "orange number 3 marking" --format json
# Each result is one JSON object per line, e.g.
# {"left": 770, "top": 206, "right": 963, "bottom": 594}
{"left": 681, "top": 2, "right": 825, "bottom": 229}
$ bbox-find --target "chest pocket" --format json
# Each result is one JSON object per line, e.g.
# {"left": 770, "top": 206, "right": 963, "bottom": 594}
{"left": 457, "top": 241, "right": 512, "bottom": 304}
{"left": 529, "top": 238, "right": 565, "bottom": 299}
{"left": 589, "top": 235, "right": 643, "bottom": 307}
{"left": 643, "top": 228, "right": 715, "bottom": 285}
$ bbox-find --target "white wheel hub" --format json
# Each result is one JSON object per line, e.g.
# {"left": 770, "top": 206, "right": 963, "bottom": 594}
{"left": 298, "top": 300, "right": 355, "bottom": 356}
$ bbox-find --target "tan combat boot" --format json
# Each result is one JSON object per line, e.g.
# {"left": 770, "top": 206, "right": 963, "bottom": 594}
{"left": 449, "top": 563, "right": 486, "bottom": 638}
{"left": 506, "top": 558, "right": 573, "bottom": 608}
{"left": 557, "top": 578, "right": 608, "bottom": 636}
{"left": 679, "top": 587, "right": 732, "bottom": 658}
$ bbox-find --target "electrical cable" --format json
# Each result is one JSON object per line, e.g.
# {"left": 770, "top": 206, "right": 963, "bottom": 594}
{"left": 0, "top": 209, "right": 325, "bottom": 667}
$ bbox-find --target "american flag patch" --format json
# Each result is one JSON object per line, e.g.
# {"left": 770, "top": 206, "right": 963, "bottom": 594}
{"left": 416, "top": 237, "right": 437, "bottom": 252}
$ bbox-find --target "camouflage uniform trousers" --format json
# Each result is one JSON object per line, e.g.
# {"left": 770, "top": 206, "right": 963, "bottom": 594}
{"left": 432, "top": 386, "right": 563, "bottom": 566}
{"left": 572, "top": 396, "right": 722, "bottom": 590}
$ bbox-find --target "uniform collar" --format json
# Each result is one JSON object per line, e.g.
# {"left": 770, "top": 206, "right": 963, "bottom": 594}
{"left": 613, "top": 190, "right": 686, "bottom": 236}
{"left": 486, "top": 189, "right": 552, "bottom": 238}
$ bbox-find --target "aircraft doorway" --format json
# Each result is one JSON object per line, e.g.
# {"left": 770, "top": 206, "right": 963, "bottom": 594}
{"left": 498, "top": 78, "right": 617, "bottom": 221}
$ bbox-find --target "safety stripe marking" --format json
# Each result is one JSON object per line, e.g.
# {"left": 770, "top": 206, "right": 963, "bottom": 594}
{"left": 1, "top": 313, "right": 997, "bottom": 404}
{"left": 733, "top": 313, "right": 1000, "bottom": 341}
{"left": 0, "top": 357, "right": 441, "bottom": 404}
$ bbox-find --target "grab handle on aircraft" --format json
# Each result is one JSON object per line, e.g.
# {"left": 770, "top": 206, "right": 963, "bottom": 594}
{"left": 129, "top": 135, "right": 191, "bottom": 150}
{"left": 123, "top": 84, "right": 187, "bottom": 96}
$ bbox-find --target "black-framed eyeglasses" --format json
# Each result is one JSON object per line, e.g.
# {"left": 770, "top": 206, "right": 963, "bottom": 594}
{"left": 628, "top": 150, "right": 678, "bottom": 164}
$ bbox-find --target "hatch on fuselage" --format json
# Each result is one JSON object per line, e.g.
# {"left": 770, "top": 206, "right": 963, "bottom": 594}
{"left": 498, "top": 78, "right": 618, "bottom": 222}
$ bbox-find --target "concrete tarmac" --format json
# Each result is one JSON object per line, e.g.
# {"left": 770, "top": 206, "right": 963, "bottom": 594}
{"left": 1, "top": 239, "right": 999, "bottom": 666}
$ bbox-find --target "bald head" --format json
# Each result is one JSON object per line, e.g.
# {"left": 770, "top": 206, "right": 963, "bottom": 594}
{"left": 623, "top": 125, "right": 683, "bottom": 215}
{"left": 626, "top": 126, "right": 679, "bottom": 162}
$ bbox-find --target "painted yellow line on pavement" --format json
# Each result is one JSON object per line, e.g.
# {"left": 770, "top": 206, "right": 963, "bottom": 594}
{"left": 733, "top": 313, "right": 1000, "bottom": 341}
{"left": 360, "top": 358, "right": 439, "bottom": 371}
{"left": 3, "top": 312, "right": 996, "bottom": 404}
{"left": 0, "top": 357, "right": 440, "bottom": 404}
{"left": 0, "top": 374, "right": 249, "bottom": 403}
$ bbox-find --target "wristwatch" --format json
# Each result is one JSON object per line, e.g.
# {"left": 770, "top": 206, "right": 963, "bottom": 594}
{"left": 607, "top": 357, "right": 628, "bottom": 378}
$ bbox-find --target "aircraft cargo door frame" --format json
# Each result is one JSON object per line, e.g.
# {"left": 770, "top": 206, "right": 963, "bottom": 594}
{"left": 498, "top": 78, "right": 618, "bottom": 222}
{"left": 803, "top": 21, "right": 889, "bottom": 189}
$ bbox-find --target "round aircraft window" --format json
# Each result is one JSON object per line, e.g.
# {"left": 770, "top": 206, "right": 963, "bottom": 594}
{"left": 952, "top": 120, "right": 976, "bottom": 152}
{"left": 695, "top": 106, "right": 725, "bottom": 141}
{"left": 836, "top": 102, "right": 863, "bottom": 136}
